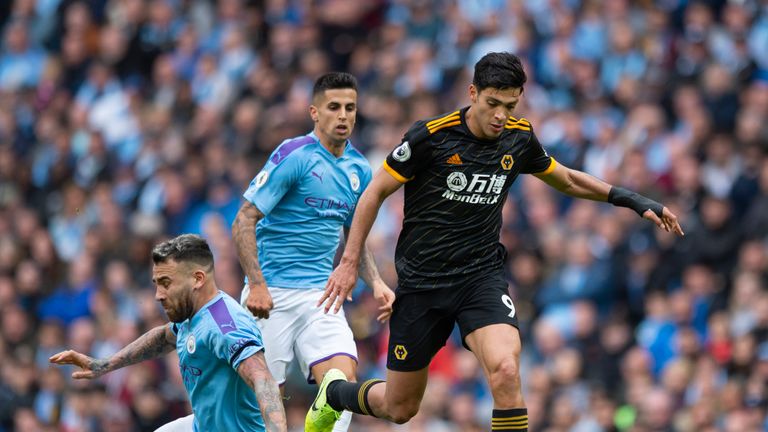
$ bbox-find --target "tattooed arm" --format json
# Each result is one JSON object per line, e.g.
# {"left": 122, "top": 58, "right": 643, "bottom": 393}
{"left": 50, "top": 325, "right": 176, "bottom": 379}
{"left": 320, "top": 171, "right": 401, "bottom": 315}
{"left": 341, "top": 226, "right": 384, "bottom": 286}
{"left": 232, "top": 202, "right": 274, "bottom": 319}
{"left": 237, "top": 352, "right": 287, "bottom": 432}
{"left": 341, "top": 227, "right": 395, "bottom": 322}
{"left": 360, "top": 244, "right": 395, "bottom": 322}
{"left": 355, "top": 237, "right": 381, "bottom": 287}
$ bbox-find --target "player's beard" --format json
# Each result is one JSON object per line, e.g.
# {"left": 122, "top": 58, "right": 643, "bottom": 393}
{"left": 164, "top": 288, "right": 195, "bottom": 323}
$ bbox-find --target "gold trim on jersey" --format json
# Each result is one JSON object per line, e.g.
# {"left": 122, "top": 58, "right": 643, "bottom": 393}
{"left": 426, "top": 111, "right": 459, "bottom": 128}
{"left": 383, "top": 160, "right": 412, "bottom": 183}
{"left": 505, "top": 117, "right": 531, "bottom": 131}
{"left": 506, "top": 116, "right": 530, "bottom": 125}
{"left": 426, "top": 111, "right": 461, "bottom": 134}
{"left": 533, "top": 157, "right": 557, "bottom": 176}
{"left": 428, "top": 120, "right": 461, "bottom": 134}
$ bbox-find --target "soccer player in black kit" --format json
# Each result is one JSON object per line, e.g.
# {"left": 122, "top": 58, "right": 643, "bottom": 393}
{"left": 305, "top": 52, "right": 685, "bottom": 432}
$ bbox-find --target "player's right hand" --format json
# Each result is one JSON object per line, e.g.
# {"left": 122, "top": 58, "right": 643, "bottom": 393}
{"left": 643, "top": 206, "right": 684, "bottom": 236}
{"left": 319, "top": 258, "right": 358, "bottom": 314}
{"left": 49, "top": 350, "right": 106, "bottom": 379}
{"left": 371, "top": 280, "right": 395, "bottom": 322}
{"left": 246, "top": 284, "right": 274, "bottom": 319}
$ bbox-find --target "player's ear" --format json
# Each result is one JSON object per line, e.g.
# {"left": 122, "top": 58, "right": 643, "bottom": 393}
{"left": 309, "top": 105, "right": 319, "bottom": 122}
{"left": 192, "top": 269, "right": 206, "bottom": 289}
{"left": 469, "top": 84, "right": 477, "bottom": 103}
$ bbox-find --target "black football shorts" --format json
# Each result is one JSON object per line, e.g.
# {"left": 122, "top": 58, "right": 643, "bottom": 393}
{"left": 386, "top": 272, "right": 519, "bottom": 371}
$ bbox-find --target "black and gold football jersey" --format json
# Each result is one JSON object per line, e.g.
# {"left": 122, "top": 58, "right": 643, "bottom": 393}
{"left": 384, "top": 107, "right": 555, "bottom": 292}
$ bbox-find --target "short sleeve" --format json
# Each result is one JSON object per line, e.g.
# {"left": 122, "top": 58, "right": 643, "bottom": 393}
{"left": 383, "top": 122, "right": 432, "bottom": 183}
{"left": 520, "top": 128, "right": 556, "bottom": 175}
{"left": 243, "top": 145, "right": 305, "bottom": 215}
{"left": 206, "top": 321, "right": 264, "bottom": 371}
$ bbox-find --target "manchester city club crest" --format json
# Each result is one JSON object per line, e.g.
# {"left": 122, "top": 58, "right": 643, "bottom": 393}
{"left": 186, "top": 335, "right": 196, "bottom": 354}
{"left": 349, "top": 172, "right": 360, "bottom": 192}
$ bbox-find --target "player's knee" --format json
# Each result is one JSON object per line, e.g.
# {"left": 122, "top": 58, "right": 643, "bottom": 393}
{"left": 489, "top": 357, "right": 521, "bottom": 390}
{"left": 387, "top": 401, "right": 419, "bottom": 424}
{"left": 389, "top": 407, "right": 418, "bottom": 424}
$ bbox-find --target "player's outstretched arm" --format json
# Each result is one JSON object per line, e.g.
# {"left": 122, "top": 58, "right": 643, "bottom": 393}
{"left": 232, "top": 202, "right": 274, "bottom": 319}
{"left": 49, "top": 324, "right": 176, "bottom": 379}
{"left": 237, "top": 352, "right": 288, "bottom": 432}
{"left": 321, "top": 169, "right": 403, "bottom": 314}
{"left": 535, "top": 162, "right": 684, "bottom": 236}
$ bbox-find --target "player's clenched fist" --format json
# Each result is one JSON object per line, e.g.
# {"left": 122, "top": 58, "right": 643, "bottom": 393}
{"left": 246, "top": 283, "right": 274, "bottom": 319}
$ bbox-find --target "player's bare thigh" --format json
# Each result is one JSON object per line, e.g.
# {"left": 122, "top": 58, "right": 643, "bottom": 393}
{"left": 464, "top": 323, "right": 524, "bottom": 408}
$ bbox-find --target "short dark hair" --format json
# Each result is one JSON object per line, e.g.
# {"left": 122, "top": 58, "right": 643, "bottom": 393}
{"left": 472, "top": 52, "right": 527, "bottom": 91}
{"left": 312, "top": 72, "right": 358, "bottom": 97}
{"left": 152, "top": 234, "right": 214, "bottom": 270}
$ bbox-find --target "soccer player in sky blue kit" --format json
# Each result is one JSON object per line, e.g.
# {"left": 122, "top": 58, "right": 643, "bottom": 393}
{"left": 232, "top": 72, "right": 395, "bottom": 431}
{"left": 50, "top": 234, "right": 287, "bottom": 432}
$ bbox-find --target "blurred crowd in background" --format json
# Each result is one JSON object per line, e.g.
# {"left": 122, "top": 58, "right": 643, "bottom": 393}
{"left": 0, "top": 0, "right": 767, "bottom": 431}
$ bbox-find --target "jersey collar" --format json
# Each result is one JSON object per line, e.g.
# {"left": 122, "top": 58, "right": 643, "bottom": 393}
{"left": 187, "top": 291, "right": 225, "bottom": 326}
{"left": 308, "top": 132, "right": 351, "bottom": 160}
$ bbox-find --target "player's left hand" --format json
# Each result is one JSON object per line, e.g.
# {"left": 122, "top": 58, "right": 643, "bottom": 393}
{"left": 371, "top": 280, "right": 395, "bottom": 322}
{"left": 319, "top": 258, "right": 358, "bottom": 314}
{"left": 49, "top": 350, "right": 107, "bottom": 379}
{"left": 643, "top": 207, "right": 684, "bottom": 236}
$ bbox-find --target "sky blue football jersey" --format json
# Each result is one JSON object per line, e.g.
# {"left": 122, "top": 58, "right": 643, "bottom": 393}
{"left": 243, "top": 132, "right": 372, "bottom": 289}
{"left": 171, "top": 291, "right": 266, "bottom": 431}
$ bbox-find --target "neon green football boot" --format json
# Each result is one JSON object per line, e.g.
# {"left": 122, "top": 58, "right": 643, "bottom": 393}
{"left": 305, "top": 368, "right": 347, "bottom": 432}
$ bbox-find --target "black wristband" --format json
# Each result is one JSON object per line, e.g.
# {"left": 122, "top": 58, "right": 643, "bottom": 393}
{"left": 607, "top": 186, "right": 664, "bottom": 218}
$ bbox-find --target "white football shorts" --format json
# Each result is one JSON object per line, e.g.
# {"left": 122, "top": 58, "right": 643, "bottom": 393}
{"left": 154, "top": 414, "right": 194, "bottom": 432}
{"left": 240, "top": 285, "right": 358, "bottom": 384}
